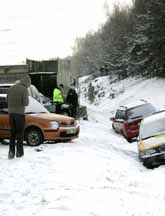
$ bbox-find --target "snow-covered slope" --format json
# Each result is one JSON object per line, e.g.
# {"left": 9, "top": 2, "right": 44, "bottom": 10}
{"left": 80, "top": 75, "right": 165, "bottom": 123}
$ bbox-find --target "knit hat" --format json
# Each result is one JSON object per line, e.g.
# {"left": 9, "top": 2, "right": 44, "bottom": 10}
{"left": 20, "top": 75, "right": 31, "bottom": 88}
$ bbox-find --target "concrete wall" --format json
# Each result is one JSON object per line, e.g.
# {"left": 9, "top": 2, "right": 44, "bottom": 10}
{"left": 0, "top": 64, "right": 28, "bottom": 83}
{"left": 57, "top": 58, "right": 79, "bottom": 98}
{"left": 0, "top": 59, "right": 79, "bottom": 98}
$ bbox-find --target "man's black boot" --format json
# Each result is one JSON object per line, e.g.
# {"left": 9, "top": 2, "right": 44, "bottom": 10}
{"left": 16, "top": 144, "right": 24, "bottom": 158}
{"left": 8, "top": 145, "right": 15, "bottom": 159}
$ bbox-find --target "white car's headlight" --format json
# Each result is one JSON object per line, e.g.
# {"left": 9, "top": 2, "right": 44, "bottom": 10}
{"left": 145, "top": 149, "right": 156, "bottom": 155}
{"left": 141, "top": 149, "right": 156, "bottom": 157}
{"left": 49, "top": 121, "right": 59, "bottom": 130}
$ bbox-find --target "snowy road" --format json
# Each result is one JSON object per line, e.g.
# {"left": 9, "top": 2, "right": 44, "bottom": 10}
{"left": 1, "top": 117, "right": 165, "bottom": 216}
{"left": 1, "top": 76, "right": 165, "bottom": 216}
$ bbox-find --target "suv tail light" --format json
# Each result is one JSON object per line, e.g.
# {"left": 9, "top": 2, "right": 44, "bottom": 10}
{"left": 124, "top": 119, "right": 142, "bottom": 129}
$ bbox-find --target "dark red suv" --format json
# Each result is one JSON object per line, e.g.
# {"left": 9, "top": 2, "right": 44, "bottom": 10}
{"left": 111, "top": 101, "right": 157, "bottom": 142}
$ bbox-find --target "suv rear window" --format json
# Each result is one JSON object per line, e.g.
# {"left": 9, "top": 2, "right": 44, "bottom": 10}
{"left": 115, "top": 109, "right": 126, "bottom": 120}
{"left": 126, "top": 103, "right": 156, "bottom": 119}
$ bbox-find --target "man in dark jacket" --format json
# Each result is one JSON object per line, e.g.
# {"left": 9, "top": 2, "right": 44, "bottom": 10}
{"left": 88, "top": 83, "right": 95, "bottom": 104}
{"left": 7, "top": 75, "right": 31, "bottom": 159}
{"left": 66, "top": 87, "right": 79, "bottom": 118}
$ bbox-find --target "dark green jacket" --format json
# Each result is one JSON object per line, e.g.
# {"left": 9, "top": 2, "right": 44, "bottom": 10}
{"left": 7, "top": 75, "right": 31, "bottom": 114}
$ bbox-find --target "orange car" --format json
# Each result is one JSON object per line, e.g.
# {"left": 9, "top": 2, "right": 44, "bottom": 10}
{"left": 0, "top": 94, "right": 80, "bottom": 146}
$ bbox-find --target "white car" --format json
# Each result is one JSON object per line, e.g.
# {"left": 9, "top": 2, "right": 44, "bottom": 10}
{"left": 138, "top": 110, "right": 165, "bottom": 168}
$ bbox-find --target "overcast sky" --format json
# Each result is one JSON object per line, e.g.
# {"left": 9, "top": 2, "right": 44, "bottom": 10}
{"left": 0, "top": 0, "right": 132, "bottom": 64}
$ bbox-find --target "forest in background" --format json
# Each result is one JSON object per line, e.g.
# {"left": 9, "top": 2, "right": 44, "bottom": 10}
{"left": 71, "top": 0, "right": 165, "bottom": 80}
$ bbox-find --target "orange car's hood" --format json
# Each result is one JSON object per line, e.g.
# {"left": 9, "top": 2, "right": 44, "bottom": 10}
{"left": 29, "top": 113, "right": 74, "bottom": 122}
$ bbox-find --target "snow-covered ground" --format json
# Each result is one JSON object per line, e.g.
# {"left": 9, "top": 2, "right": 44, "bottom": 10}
{"left": 1, "top": 76, "right": 165, "bottom": 216}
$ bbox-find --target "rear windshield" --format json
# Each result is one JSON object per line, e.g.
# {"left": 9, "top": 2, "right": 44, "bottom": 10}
{"left": 115, "top": 109, "right": 126, "bottom": 120}
{"left": 126, "top": 103, "right": 156, "bottom": 119}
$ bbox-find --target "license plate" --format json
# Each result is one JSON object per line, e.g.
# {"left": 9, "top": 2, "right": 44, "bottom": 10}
{"left": 66, "top": 129, "right": 76, "bottom": 134}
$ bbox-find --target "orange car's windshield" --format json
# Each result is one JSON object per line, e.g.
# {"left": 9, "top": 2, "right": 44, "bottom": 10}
{"left": 25, "top": 96, "right": 49, "bottom": 114}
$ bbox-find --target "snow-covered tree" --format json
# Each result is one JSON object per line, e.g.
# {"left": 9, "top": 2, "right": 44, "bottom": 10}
{"left": 71, "top": 0, "right": 165, "bottom": 79}
{"left": 128, "top": 0, "right": 165, "bottom": 77}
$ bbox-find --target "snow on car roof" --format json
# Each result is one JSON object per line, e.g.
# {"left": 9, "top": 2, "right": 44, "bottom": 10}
{"left": 141, "top": 111, "right": 165, "bottom": 126}
{"left": 119, "top": 100, "right": 148, "bottom": 110}
{"left": 25, "top": 96, "right": 49, "bottom": 113}
{"left": 0, "top": 93, "right": 7, "bottom": 97}
{"left": 0, "top": 94, "right": 48, "bottom": 113}
{"left": 0, "top": 83, "right": 13, "bottom": 87}
{"left": 140, "top": 111, "right": 165, "bottom": 139}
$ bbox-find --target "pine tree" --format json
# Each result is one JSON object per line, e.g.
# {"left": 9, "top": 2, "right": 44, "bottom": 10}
{"left": 147, "top": 0, "right": 165, "bottom": 77}
{"left": 129, "top": 0, "right": 165, "bottom": 77}
{"left": 101, "top": 5, "right": 132, "bottom": 79}
{"left": 128, "top": 0, "right": 150, "bottom": 77}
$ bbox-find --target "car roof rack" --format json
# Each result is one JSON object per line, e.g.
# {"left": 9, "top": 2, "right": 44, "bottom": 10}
{"left": 119, "top": 100, "right": 149, "bottom": 110}
{"left": 152, "top": 110, "right": 165, "bottom": 115}
{"left": 119, "top": 105, "right": 127, "bottom": 109}
{"left": 140, "top": 99, "right": 148, "bottom": 103}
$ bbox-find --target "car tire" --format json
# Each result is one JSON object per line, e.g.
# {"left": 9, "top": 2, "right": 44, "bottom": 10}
{"left": 126, "top": 137, "right": 132, "bottom": 143}
{"left": 25, "top": 128, "right": 43, "bottom": 146}
{"left": 143, "top": 162, "right": 154, "bottom": 169}
{"left": 0, "top": 139, "right": 9, "bottom": 145}
{"left": 112, "top": 124, "right": 117, "bottom": 132}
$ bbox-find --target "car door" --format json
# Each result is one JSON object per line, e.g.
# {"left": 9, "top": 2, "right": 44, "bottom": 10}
{"left": 0, "top": 112, "right": 10, "bottom": 138}
{"left": 113, "top": 110, "right": 126, "bottom": 133}
{"left": 0, "top": 96, "right": 10, "bottom": 138}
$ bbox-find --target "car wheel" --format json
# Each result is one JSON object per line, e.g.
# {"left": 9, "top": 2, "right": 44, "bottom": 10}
{"left": 112, "top": 124, "right": 117, "bottom": 132}
{"left": 143, "top": 162, "right": 154, "bottom": 169}
{"left": 25, "top": 128, "right": 43, "bottom": 146}
{"left": 126, "top": 137, "right": 132, "bottom": 143}
{"left": 0, "top": 139, "right": 9, "bottom": 145}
